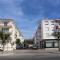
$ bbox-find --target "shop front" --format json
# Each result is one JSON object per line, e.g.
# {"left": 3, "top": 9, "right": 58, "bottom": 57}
{"left": 40, "top": 39, "right": 59, "bottom": 48}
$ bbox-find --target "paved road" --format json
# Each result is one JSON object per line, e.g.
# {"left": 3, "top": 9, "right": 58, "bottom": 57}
{"left": 0, "top": 54, "right": 60, "bottom": 60}
{"left": 13, "top": 49, "right": 60, "bottom": 56}
{"left": 0, "top": 50, "right": 60, "bottom": 60}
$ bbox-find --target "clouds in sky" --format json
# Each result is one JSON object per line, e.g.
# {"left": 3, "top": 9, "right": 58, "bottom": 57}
{"left": 0, "top": 0, "right": 24, "bottom": 17}
{"left": 0, "top": 0, "right": 60, "bottom": 39}
{"left": 21, "top": 0, "right": 60, "bottom": 19}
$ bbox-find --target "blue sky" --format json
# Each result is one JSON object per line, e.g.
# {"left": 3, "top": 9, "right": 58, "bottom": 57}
{"left": 0, "top": 0, "right": 60, "bottom": 39}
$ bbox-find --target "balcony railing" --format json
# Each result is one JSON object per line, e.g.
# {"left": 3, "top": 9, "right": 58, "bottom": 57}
{"left": 0, "top": 25, "right": 12, "bottom": 28}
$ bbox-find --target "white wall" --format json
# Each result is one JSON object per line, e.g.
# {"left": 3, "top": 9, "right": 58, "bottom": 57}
{"left": 42, "top": 20, "right": 55, "bottom": 39}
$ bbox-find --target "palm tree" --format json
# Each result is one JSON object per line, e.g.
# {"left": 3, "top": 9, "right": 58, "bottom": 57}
{"left": 52, "top": 31, "right": 60, "bottom": 51}
{"left": 0, "top": 31, "right": 10, "bottom": 51}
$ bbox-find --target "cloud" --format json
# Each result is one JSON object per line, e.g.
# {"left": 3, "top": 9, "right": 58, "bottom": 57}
{"left": 20, "top": 0, "right": 60, "bottom": 38}
{"left": 47, "top": 0, "right": 60, "bottom": 7}
{"left": 0, "top": 0, "right": 24, "bottom": 17}
{"left": 0, "top": 0, "right": 60, "bottom": 39}
{"left": 21, "top": 29, "right": 36, "bottom": 39}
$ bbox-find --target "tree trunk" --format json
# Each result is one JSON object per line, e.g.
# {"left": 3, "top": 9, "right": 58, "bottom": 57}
{"left": 59, "top": 40, "right": 60, "bottom": 51}
{"left": 3, "top": 43, "right": 5, "bottom": 51}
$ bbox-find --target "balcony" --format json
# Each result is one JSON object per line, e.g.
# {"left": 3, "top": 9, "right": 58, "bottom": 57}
{"left": 0, "top": 25, "right": 12, "bottom": 28}
{"left": 55, "top": 20, "right": 60, "bottom": 23}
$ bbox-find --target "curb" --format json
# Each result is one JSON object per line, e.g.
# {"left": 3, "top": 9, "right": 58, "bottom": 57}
{"left": 0, "top": 53, "right": 14, "bottom": 56}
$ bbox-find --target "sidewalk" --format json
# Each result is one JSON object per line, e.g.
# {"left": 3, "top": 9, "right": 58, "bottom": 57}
{"left": 38, "top": 48, "right": 59, "bottom": 53}
{"left": 38, "top": 48, "right": 60, "bottom": 55}
{"left": 0, "top": 51, "right": 14, "bottom": 56}
{"left": 0, "top": 49, "right": 60, "bottom": 56}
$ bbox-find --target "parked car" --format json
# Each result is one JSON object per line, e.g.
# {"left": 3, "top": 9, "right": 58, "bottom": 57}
{"left": 28, "top": 44, "right": 33, "bottom": 49}
{"left": 32, "top": 44, "right": 38, "bottom": 50}
{"left": 16, "top": 44, "right": 23, "bottom": 49}
{"left": 23, "top": 44, "right": 28, "bottom": 49}
{"left": 32, "top": 46, "right": 38, "bottom": 50}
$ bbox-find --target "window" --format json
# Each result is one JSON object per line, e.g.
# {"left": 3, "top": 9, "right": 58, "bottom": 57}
{"left": 45, "top": 40, "right": 59, "bottom": 48}
{"left": 54, "top": 40, "right": 59, "bottom": 48}
{"left": 51, "top": 21, "right": 54, "bottom": 25}
{"left": 54, "top": 42, "right": 58, "bottom": 47}
{"left": 46, "top": 43, "right": 53, "bottom": 48}
{"left": 45, "top": 24, "right": 48, "bottom": 25}
{"left": 56, "top": 26, "right": 58, "bottom": 29}
{"left": 2, "top": 28, "right": 9, "bottom": 32}
{"left": 46, "top": 41, "right": 53, "bottom": 48}
{"left": 51, "top": 21, "right": 54, "bottom": 23}
{"left": 45, "top": 21, "right": 49, "bottom": 25}
{"left": 4, "top": 22, "right": 8, "bottom": 26}
{"left": 51, "top": 23, "right": 54, "bottom": 25}
{"left": 45, "top": 21, "right": 48, "bottom": 22}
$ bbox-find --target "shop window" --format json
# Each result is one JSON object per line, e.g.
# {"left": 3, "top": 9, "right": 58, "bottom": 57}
{"left": 46, "top": 42, "right": 53, "bottom": 48}
{"left": 54, "top": 42, "right": 58, "bottom": 47}
{"left": 46, "top": 40, "right": 59, "bottom": 48}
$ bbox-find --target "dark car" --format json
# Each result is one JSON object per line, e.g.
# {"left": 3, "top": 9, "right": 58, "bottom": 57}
{"left": 16, "top": 44, "right": 23, "bottom": 49}
{"left": 23, "top": 44, "right": 28, "bottom": 49}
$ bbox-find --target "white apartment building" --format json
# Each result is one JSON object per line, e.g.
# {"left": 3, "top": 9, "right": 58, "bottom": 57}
{"left": 0, "top": 19, "right": 24, "bottom": 51}
{"left": 34, "top": 18, "right": 60, "bottom": 48}
{"left": 15, "top": 28, "right": 24, "bottom": 44}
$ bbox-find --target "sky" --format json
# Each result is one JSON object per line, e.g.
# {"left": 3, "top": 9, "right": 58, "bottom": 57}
{"left": 0, "top": 0, "right": 60, "bottom": 39}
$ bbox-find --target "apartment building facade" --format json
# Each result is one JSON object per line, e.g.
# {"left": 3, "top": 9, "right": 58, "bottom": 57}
{"left": 34, "top": 18, "right": 60, "bottom": 48}
{"left": 0, "top": 19, "right": 24, "bottom": 51}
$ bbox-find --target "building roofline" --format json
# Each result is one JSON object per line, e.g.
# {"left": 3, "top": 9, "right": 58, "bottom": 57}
{"left": 42, "top": 18, "right": 60, "bottom": 21}
{"left": 0, "top": 18, "right": 24, "bottom": 37}
{"left": 0, "top": 18, "right": 15, "bottom": 22}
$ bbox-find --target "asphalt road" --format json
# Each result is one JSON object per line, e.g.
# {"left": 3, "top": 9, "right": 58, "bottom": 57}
{"left": 0, "top": 50, "right": 60, "bottom": 60}
{"left": 0, "top": 55, "right": 60, "bottom": 60}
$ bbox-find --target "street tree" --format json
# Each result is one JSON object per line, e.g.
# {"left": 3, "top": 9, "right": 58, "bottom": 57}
{"left": 0, "top": 31, "right": 11, "bottom": 51}
{"left": 16, "top": 39, "right": 21, "bottom": 45}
